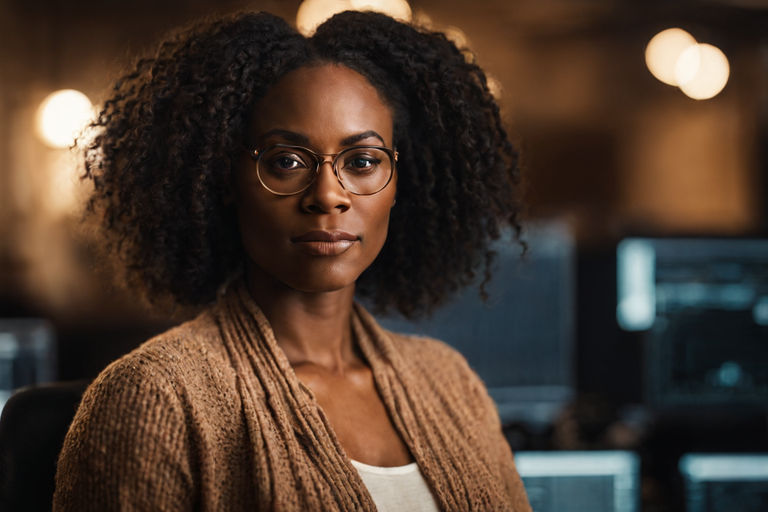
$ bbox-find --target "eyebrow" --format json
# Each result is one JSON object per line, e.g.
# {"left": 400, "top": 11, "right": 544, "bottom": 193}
{"left": 257, "top": 129, "right": 386, "bottom": 147}
{"left": 257, "top": 129, "right": 310, "bottom": 145}
{"left": 340, "top": 130, "right": 386, "bottom": 146}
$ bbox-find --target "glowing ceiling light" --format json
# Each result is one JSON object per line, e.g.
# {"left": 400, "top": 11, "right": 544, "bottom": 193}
{"left": 645, "top": 28, "right": 697, "bottom": 86}
{"left": 296, "top": 0, "right": 411, "bottom": 36}
{"left": 36, "top": 89, "right": 93, "bottom": 148}
{"left": 350, "top": 0, "right": 412, "bottom": 21}
{"left": 675, "top": 43, "right": 730, "bottom": 100}
{"left": 296, "top": 0, "right": 353, "bottom": 36}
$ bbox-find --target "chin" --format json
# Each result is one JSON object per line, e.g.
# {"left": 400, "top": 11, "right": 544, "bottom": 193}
{"left": 285, "top": 273, "right": 359, "bottom": 294}
{"left": 246, "top": 255, "right": 371, "bottom": 296}
{"left": 276, "top": 257, "right": 369, "bottom": 293}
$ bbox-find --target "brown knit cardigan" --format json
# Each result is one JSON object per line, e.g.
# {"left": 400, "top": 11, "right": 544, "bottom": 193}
{"left": 54, "top": 282, "right": 531, "bottom": 511}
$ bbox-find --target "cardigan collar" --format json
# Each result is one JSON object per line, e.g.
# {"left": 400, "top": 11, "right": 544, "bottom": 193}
{"left": 212, "top": 278, "right": 511, "bottom": 511}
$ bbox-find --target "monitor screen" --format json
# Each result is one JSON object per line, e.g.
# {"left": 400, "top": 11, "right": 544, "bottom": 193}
{"left": 374, "top": 221, "right": 576, "bottom": 425}
{"left": 0, "top": 319, "right": 56, "bottom": 414}
{"left": 680, "top": 454, "right": 768, "bottom": 512}
{"left": 515, "top": 450, "right": 640, "bottom": 512}
{"left": 616, "top": 238, "right": 768, "bottom": 407}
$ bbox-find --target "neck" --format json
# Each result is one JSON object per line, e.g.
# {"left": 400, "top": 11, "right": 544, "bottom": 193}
{"left": 244, "top": 264, "right": 360, "bottom": 374}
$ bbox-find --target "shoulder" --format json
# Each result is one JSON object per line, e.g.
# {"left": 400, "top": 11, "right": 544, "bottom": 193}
{"left": 130, "top": 310, "right": 224, "bottom": 365}
{"left": 383, "top": 330, "right": 494, "bottom": 412}
{"left": 55, "top": 311, "right": 233, "bottom": 509}
{"left": 386, "top": 330, "right": 478, "bottom": 380}
{"left": 70, "top": 309, "right": 237, "bottom": 437}
{"left": 96, "top": 310, "right": 230, "bottom": 391}
{"left": 54, "top": 331, "right": 207, "bottom": 511}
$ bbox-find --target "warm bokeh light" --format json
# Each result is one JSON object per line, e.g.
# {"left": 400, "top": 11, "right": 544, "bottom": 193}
{"left": 296, "top": 0, "right": 411, "bottom": 36}
{"left": 350, "top": 0, "right": 412, "bottom": 21}
{"left": 412, "top": 9, "right": 433, "bottom": 29}
{"left": 645, "top": 28, "right": 730, "bottom": 100}
{"left": 487, "top": 76, "right": 502, "bottom": 100}
{"left": 645, "top": 28, "right": 697, "bottom": 86}
{"left": 45, "top": 150, "right": 88, "bottom": 216}
{"left": 296, "top": 0, "right": 352, "bottom": 36}
{"left": 675, "top": 43, "right": 730, "bottom": 100}
{"left": 442, "top": 25, "right": 469, "bottom": 49}
{"left": 36, "top": 89, "right": 93, "bottom": 148}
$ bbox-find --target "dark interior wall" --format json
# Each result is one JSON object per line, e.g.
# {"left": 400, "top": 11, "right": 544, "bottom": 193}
{"left": 2, "top": 7, "right": 767, "bottom": 510}
{"left": 1, "top": 0, "right": 767, "bottom": 380}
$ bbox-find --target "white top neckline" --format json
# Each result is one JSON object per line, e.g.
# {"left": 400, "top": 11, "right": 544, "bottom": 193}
{"left": 349, "top": 458, "right": 440, "bottom": 511}
{"left": 350, "top": 459, "right": 419, "bottom": 476}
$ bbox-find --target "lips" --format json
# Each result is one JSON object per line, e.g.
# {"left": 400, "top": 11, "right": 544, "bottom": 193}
{"left": 291, "top": 230, "right": 359, "bottom": 243}
{"left": 291, "top": 230, "right": 360, "bottom": 256}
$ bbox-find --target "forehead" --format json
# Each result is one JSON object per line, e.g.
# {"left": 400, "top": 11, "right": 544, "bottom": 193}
{"left": 249, "top": 63, "right": 394, "bottom": 147}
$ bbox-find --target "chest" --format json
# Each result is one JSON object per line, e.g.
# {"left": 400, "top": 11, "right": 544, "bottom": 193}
{"left": 293, "top": 365, "right": 413, "bottom": 467}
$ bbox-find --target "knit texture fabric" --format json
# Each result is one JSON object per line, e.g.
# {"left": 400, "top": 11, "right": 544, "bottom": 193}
{"left": 54, "top": 281, "right": 531, "bottom": 511}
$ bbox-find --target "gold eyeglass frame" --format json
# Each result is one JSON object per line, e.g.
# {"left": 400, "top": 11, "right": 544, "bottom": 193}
{"left": 249, "top": 143, "right": 398, "bottom": 196}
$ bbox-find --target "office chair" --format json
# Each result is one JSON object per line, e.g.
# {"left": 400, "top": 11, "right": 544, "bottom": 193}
{"left": 0, "top": 380, "right": 90, "bottom": 512}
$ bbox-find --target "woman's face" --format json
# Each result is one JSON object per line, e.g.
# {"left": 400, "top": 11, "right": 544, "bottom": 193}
{"left": 235, "top": 63, "right": 397, "bottom": 294}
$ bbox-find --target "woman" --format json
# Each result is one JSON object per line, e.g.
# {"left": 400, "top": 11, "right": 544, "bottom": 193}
{"left": 54, "top": 10, "right": 530, "bottom": 511}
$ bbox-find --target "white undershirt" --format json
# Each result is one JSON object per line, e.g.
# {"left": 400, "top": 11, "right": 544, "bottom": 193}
{"left": 350, "top": 459, "right": 440, "bottom": 512}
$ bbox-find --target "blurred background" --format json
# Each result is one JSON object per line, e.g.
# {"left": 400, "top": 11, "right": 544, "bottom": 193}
{"left": 1, "top": 0, "right": 767, "bottom": 510}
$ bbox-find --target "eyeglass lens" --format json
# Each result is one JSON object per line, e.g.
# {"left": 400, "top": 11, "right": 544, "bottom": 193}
{"left": 257, "top": 146, "right": 393, "bottom": 195}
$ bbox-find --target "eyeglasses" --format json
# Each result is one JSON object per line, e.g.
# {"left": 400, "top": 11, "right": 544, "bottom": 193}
{"left": 248, "top": 144, "right": 397, "bottom": 196}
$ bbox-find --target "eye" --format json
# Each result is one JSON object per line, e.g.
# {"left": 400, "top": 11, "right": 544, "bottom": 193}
{"left": 342, "top": 151, "right": 382, "bottom": 174}
{"left": 274, "top": 155, "right": 304, "bottom": 170}
{"left": 351, "top": 157, "right": 376, "bottom": 169}
{"left": 264, "top": 151, "right": 311, "bottom": 172}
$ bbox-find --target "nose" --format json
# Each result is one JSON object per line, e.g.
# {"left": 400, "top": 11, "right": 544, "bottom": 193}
{"left": 300, "top": 160, "right": 351, "bottom": 214}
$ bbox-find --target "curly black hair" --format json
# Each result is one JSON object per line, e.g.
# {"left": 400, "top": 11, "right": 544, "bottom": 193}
{"left": 84, "top": 10, "right": 523, "bottom": 318}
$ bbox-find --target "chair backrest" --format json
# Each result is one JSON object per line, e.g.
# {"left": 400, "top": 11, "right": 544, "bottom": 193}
{"left": 0, "top": 380, "right": 90, "bottom": 512}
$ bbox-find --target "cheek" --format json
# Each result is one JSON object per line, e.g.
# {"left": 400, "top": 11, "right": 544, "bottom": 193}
{"left": 361, "top": 194, "right": 395, "bottom": 255}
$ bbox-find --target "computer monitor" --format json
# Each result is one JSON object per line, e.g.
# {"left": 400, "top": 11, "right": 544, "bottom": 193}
{"left": 616, "top": 238, "right": 768, "bottom": 407}
{"left": 374, "top": 221, "right": 575, "bottom": 426}
{"left": 0, "top": 319, "right": 56, "bottom": 414}
{"left": 515, "top": 450, "right": 640, "bottom": 512}
{"left": 679, "top": 453, "right": 768, "bottom": 512}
